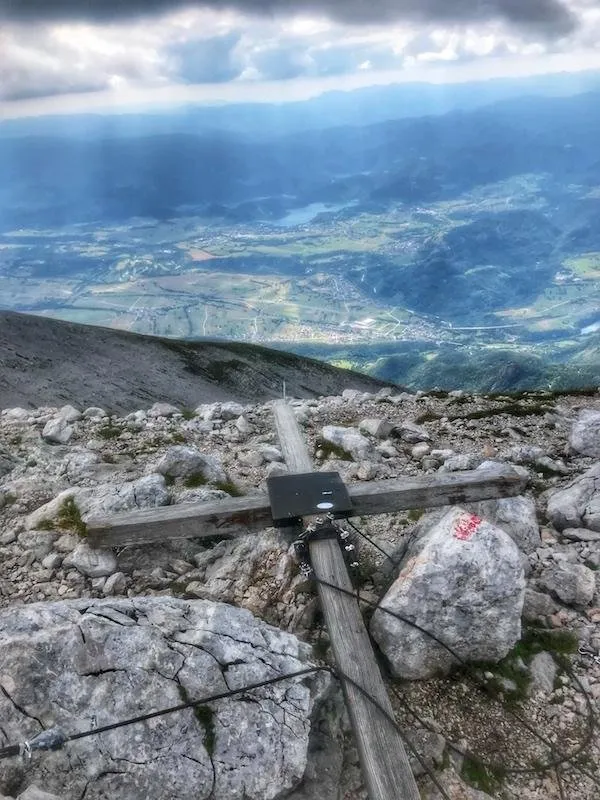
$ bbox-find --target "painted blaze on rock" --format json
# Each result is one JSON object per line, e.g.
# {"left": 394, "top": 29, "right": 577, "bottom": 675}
{"left": 370, "top": 507, "right": 525, "bottom": 680}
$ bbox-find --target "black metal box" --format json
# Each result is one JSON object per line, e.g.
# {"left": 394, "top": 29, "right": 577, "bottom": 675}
{"left": 267, "top": 472, "right": 352, "bottom": 527}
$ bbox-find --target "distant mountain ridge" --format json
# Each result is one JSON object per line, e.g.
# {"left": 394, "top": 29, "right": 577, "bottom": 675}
{"left": 3, "top": 88, "right": 600, "bottom": 234}
{"left": 0, "top": 311, "right": 392, "bottom": 412}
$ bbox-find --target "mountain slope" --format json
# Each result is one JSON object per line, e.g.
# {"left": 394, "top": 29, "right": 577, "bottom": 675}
{"left": 0, "top": 311, "right": 392, "bottom": 412}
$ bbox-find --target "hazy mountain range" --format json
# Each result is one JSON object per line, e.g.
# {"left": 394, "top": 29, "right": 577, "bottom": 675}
{"left": 4, "top": 88, "right": 600, "bottom": 234}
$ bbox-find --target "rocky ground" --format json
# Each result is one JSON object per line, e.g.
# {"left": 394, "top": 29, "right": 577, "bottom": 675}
{"left": 1, "top": 387, "right": 600, "bottom": 799}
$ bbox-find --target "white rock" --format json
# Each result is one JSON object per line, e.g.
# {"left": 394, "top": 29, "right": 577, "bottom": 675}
{"left": 177, "top": 488, "right": 229, "bottom": 504}
{"left": 529, "top": 651, "right": 557, "bottom": 695}
{"left": 370, "top": 507, "right": 525, "bottom": 679}
{"left": 235, "top": 415, "right": 253, "bottom": 435}
{"left": 547, "top": 463, "right": 600, "bottom": 531}
{"left": 197, "top": 403, "right": 221, "bottom": 421}
{"left": 61, "top": 449, "right": 102, "bottom": 483}
{"left": 238, "top": 450, "right": 265, "bottom": 468}
{"left": 467, "top": 496, "right": 541, "bottom": 554}
{"left": 321, "top": 425, "right": 377, "bottom": 462}
{"left": 440, "top": 454, "right": 482, "bottom": 472}
{"left": 569, "top": 409, "right": 600, "bottom": 457}
{"left": 155, "top": 446, "right": 227, "bottom": 483}
{"left": 538, "top": 562, "right": 596, "bottom": 607}
{"left": 561, "top": 527, "right": 600, "bottom": 542}
{"left": 63, "top": 543, "right": 117, "bottom": 577}
{"left": 148, "top": 402, "right": 180, "bottom": 418}
{"left": 131, "top": 474, "right": 170, "bottom": 508}
{"left": 2, "top": 407, "right": 30, "bottom": 421}
{"left": 265, "top": 462, "right": 289, "bottom": 478}
{"left": 411, "top": 442, "right": 431, "bottom": 459}
{"left": 396, "top": 421, "right": 431, "bottom": 443}
{"left": 102, "top": 571, "right": 128, "bottom": 596}
{"left": 41, "top": 552, "right": 63, "bottom": 570}
{"left": 430, "top": 449, "right": 455, "bottom": 460}
{"left": 220, "top": 401, "right": 245, "bottom": 420}
{"left": 358, "top": 418, "right": 394, "bottom": 439}
{"left": 0, "top": 598, "right": 334, "bottom": 800}
{"left": 26, "top": 489, "right": 78, "bottom": 530}
{"left": 17, "top": 787, "right": 64, "bottom": 800}
{"left": 59, "top": 404, "right": 82, "bottom": 423}
{"left": 259, "top": 445, "right": 284, "bottom": 462}
{"left": 42, "top": 418, "right": 73, "bottom": 445}
{"left": 83, "top": 406, "right": 108, "bottom": 419}
{"left": 583, "top": 494, "right": 600, "bottom": 532}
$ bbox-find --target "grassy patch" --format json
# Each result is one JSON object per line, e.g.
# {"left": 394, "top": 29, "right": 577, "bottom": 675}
{"left": 176, "top": 684, "right": 216, "bottom": 755}
{"left": 454, "top": 402, "right": 553, "bottom": 422}
{"left": 184, "top": 472, "right": 208, "bottom": 489}
{"left": 171, "top": 432, "right": 187, "bottom": 444}
{"left": 215, "top": 480, "right": 243, "bottom": 497}
{"left": 36, "top": 518, "right": 56, "bottom": 531}
{"left": 315, "top": 438, "right": 354, "bottom": 462}
{"left": 461, "top": 755, "right": 506, "bottom": 795}
{"left": 463, "top": 626, "right": 578, "bottom": 707}
{"left": 181, "top": 408, "right": 197, "bottom": 420}
{"left": 414, "top": 411, "right": 442, "bottom": 424}
{"left": 97, "top": 418, "right": 122, "bottom": 440}
{"left": 37, "top": 497, "right": 87, "bottom": 537}
{"left": 519, "top": 627, "right": 578, "bottom": 656}
{"left": 56, "top": 497, "right": 88, "bottom": 537}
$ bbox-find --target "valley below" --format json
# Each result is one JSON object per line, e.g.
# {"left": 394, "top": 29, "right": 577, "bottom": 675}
{"left": 2, "top": 89, "right": 600, "bottom": 392}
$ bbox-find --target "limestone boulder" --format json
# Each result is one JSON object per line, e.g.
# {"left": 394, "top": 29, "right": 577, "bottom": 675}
{"left": 58, "top": 405, "right": 82, "bottom": 423}
{"left": 41, "top": 418, "right": 73, "bottom": 445}
{"left": 371, "top": 507, "right": 525, "bottom": 679}
{"left": 0, "top": 598, "right": 334, "bottom": 800}
{"left": 467, "top": 495, "right": 540, "bottom": 554}
{"left": 546, "top": 463, "right": 600, "bottom": 531}
{"left": 358, "top": 418, "right": 393, "bottom": 439}
{"left": 155, "top": 446, "right": 227, "bottom": 483}
{"left": 569, "top": 409, "right": 600, "bottom": 457}
{"left": 25, "top": 476, "right": 170, "bottom": 531}
{"left": 538, "top": 562, "right": 596, "bottom": 607}
{"left": 148, "top": 402, "right": 180, "bottom": 418}
{"left": 320, "top": 426, "right": 377, "bottom": 462}
{"left": 62, "top": 543, "right": 118, "bottom": 578}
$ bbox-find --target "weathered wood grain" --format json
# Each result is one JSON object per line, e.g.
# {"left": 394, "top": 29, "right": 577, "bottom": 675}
{"left": 347, "top": 465, "right": 527, "bottom": 515}
{"left": 272, "top": 400, "right": 420, "bottom": 800}
{"left": 86, "top": 494, "right": 271, "bottom": 548}
{"left": 87, "top": 465, "right": 525, "bottom": 548}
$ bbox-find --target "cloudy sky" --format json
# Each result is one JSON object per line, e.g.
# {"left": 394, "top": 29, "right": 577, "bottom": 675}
{"left": 2, "top": 0, "right": 600, "bottom": 117}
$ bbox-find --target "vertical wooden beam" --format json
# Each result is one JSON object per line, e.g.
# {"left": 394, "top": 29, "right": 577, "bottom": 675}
{"left": 272, "top": 400, "right": 420, "bottom": 800}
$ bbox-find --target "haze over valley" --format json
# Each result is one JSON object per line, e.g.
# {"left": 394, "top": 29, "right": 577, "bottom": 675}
{"left": 2, "top": 77, "right": 600, "bottom": 392}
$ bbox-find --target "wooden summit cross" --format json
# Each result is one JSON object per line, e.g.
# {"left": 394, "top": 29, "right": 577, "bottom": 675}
{"left": 88, "top": 399, "right": 527, "bottom": 800}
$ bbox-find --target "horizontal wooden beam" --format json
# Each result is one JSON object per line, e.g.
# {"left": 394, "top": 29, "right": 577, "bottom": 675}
{"left": 348, "top": 463, "right": 527, "bottom": 516}
{"left": 86, "top": 465, "right": 526, "bottom": 548}
{"left": 86, "top": 494, "right": 271, "bottom": 548}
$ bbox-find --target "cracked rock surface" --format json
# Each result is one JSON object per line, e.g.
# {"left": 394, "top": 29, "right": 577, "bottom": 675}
{"left": 0, "top": 598, "right": 332, "bottom": 800}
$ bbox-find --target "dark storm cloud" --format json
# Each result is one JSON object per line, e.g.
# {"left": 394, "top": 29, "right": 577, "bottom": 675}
{"left": 0, "top": 0, "right": 579, "bottom": 35}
